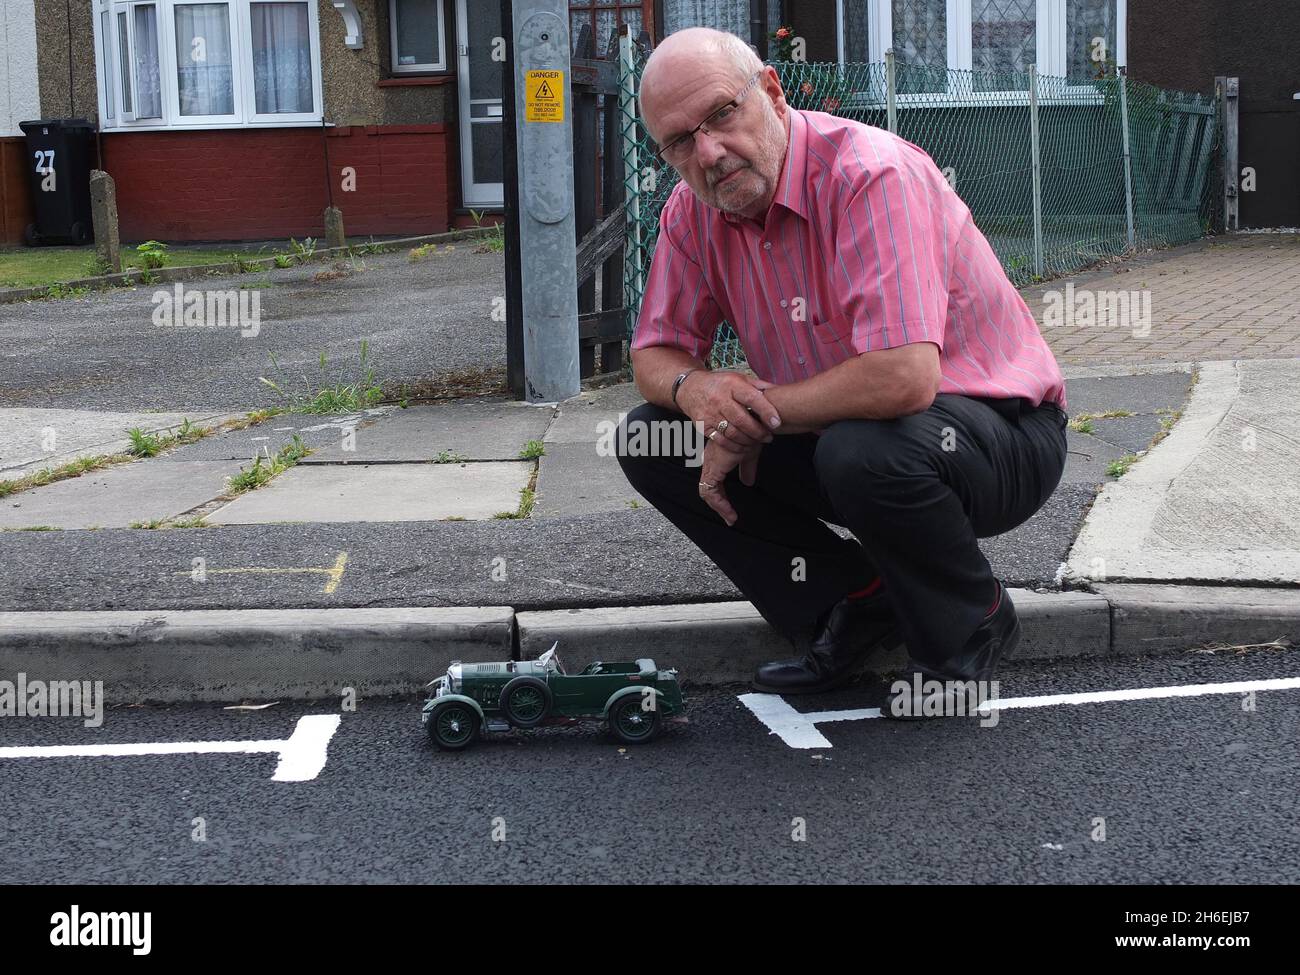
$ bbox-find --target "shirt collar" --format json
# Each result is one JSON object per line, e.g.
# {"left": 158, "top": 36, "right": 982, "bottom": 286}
{"left": 719, "top": 108, "right": 812, "bottom": 227}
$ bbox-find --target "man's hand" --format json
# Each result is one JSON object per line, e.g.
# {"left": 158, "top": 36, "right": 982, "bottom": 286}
{"left": 678, "top": 371, "right": 782, "bottom": 454}
{"left": 697, "top": 439, "right": 763, "bottom": 527}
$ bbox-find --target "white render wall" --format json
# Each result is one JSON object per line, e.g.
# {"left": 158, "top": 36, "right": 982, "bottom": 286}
{"left": 1, "top": 0, "right": 41, "bottom": 136}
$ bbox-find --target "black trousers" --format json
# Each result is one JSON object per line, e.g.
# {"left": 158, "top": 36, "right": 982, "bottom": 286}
{"left": 615, "top": 394, "right": 1068, "bottom": 671}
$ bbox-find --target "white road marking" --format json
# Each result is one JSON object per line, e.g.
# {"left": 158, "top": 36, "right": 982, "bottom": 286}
{"left": 0, "top": 714, "right": 341, "bottom": 782}
{"left": 740, "top": 676, "right": 1300, "bottom": 749}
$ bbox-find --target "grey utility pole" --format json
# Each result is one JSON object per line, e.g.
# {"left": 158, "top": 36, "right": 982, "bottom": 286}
{"left": 510, "top": 0, "right": 580, "bottom": 403}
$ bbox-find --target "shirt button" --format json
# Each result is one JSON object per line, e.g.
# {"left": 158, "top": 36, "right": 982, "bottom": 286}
{"left": 797, "top": 356, "right": 805, "bottom": 364}
{"left": 780, "top": 299, "right": 788, "bottom": 308}
{"left": 762, "top": 241, "right": 772, "bottom": 250}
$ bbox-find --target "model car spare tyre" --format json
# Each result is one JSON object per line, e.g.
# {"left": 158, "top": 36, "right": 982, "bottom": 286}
{"left": 608, "top": 695, "right": 660, "bottom": 745}
{"left": 500, "top": 676, "right": 551, "bottom": 729}
{"left": 428, "top": 701, "right": 480, "bottom": 750}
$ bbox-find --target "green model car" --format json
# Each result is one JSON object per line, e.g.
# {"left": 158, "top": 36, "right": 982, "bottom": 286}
{"left": 422, "top": 644, "right": 686, "bottom": 750}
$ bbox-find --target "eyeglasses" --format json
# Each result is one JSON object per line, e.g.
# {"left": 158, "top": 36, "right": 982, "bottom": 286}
{"left": 651, "top": 71, "right": 764, "bottom": 167}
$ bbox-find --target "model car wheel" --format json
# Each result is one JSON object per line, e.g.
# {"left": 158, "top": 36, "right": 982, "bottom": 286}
{"left": 501, "top": 676, "right": 551, "bottom": 729}
{"left": 428, "top": 702, "right": 480, "bottom": 750}
{"left": 608, "top": 695, "right": 660, "bottom": 745}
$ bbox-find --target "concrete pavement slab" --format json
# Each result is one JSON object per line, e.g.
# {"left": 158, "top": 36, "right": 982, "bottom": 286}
{"left": 206, "top": 462, "right": 535, "bottom": 524}
{"left": 0, "top": 459, "right": 243, "bottom": 530}
{"left": 299, "top": 400, "right": 554, "bottom": 463}
{"left": 0, "top": 606, "right": 513, "bottom": 702}
{"left": 1068, "top": 359, "right": 1300, "bottom": 584}
{"left": 532, "top": 442, "right": 650, "bottom": 518}
{"left": 545, "top": 384, "right": 650, "bottom": 443}
{"left": 158, "top": 408, "right": 397, "bottom": 461}
{"left": 1, "top": 408, "right": 234, "bottom": 478}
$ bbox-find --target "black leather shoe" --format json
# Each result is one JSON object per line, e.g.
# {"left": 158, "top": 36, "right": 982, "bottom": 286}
{"left": 882, "top": 582, "right": 1019, "bottom": 720}
{"left": 752, "top": 591, "right": 903, "bottom": 694}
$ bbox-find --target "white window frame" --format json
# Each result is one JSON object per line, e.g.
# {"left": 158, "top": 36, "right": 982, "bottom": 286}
{"left": 92, "top": 0, "right": 323, "bottom": 130}
{"left": 835, "top": 0, "right": 1127, "bottom": 103}
{"left": 389, "top": 0, "right": 449, "bottom": 74}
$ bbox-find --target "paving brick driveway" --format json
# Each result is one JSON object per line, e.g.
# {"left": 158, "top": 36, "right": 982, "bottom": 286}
{"left": 1022, "top": 234, "right": 1300, "bottom": 363}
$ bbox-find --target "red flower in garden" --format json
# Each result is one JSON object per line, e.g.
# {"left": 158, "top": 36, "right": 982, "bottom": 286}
{"left": 800, "top": 81, "right": 814, "bottom": 96}
{"left": 775, "top": 27, "right": 791, "bottom": 39}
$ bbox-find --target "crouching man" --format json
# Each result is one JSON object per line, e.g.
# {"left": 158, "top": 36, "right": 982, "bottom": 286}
{"left": 616, "top": 28, "right": 1067, "bottom": 715}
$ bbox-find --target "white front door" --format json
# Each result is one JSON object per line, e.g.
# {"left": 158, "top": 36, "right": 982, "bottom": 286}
{"left": 457, "top": 0, "right": 503, "bottom": 208}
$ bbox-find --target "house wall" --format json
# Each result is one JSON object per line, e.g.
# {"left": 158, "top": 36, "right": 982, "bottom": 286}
{"left": 2, "top": 0, "right": 41, "bottom": 243}
{"left": 3, "top": 0, "right": 43, "bottom": 134}
{"left": 34, "top": 0, "right": 98, "bottom": 122}
{"left": 102, "top": 122, "right": 450, "bottom": 240}
{"left": 1127, "top": 0, "right": 1300, "bottom": 228}
{"left": 28, "top": 0, "right": 461, "bottom": 241}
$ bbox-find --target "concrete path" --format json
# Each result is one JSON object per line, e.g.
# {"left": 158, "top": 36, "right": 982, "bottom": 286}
{"left": 1068, "top": 358, "right": 1300, "bottom": 585}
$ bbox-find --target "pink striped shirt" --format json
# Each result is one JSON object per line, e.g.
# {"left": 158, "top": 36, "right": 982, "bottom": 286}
{"left": 632, "top": 109, "right": 1066, "bottom": 410}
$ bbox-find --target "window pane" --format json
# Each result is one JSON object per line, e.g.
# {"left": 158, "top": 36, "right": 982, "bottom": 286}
{"left": 893, "top": 0, "right": 945, "bottom": 93}
{"left": 395, "top": 0, "right": 440, "bottom": 67}
{"left": 971, "top": 0, "right": 1036, "bottom": 79}
{"left": 252, "top": 2, "right": 312, "bottom": 113}
{"left": 843, "top": 0, "right": 870, "bottom": 62}
{"left": 1067, "top": 0, "right": 1117, "bottom": 82}
{"left": 175, "top": 3, "right": 234, "bottom": 116}
{"left": 117, "top": 11, "right": 133, "bottom": 115}
{"left": 134, "top": 5, "right": 163, "bottom": 118}
{"left": 892, "top": 0, "right": 946, "bottom": 70}
{"left": 595, "top": 9, "right": 617, "bottom": 56}
{"left": 102, "top": 11, "right": 116, "bottom": 119}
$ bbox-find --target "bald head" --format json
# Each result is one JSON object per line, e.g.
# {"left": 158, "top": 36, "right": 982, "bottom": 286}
{"left": 636, "top": 28, "right": 788, "bottom": 220}
{"left": 640, "top": 28, "right": 764, "bottom": 140}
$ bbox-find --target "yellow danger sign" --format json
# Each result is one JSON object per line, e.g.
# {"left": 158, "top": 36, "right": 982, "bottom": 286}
{"left": 525, "top": 70, "right": 564, "bottom": 123}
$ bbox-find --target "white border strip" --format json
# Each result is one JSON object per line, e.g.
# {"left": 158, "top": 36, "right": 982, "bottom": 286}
{"left": 741, "top": 676, "right": 1300, "bottom": 748}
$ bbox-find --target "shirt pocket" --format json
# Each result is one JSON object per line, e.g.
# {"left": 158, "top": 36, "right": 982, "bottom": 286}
{"left": 810, "top": 312, "right": 856, "bottom": 351}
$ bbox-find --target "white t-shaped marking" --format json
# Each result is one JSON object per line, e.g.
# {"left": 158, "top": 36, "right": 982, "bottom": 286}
{"left": 0, "top": 714, "right": 341, "bottom": 782}
{"left": 741, "top": 676, "right": 1300, "bottom": 749}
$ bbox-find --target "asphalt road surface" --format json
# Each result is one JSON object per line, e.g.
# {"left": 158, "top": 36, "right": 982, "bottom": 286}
{"left": 2, "top": 647, "right": 1296, "bottom": 884}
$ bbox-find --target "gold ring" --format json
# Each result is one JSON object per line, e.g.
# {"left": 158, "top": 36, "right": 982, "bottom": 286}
{"left": 717, "top": 419, "right": 730, "bottom": 432}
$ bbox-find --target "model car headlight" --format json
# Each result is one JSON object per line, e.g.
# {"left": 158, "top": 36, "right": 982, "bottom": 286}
{"left": 447, "top": 663, "right": 463, "bottom": 693}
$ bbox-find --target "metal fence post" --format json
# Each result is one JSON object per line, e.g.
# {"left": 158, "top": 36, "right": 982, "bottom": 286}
{"left": 1028, "top": 65, "right": 1044, "bottom": 279}
{"left": 885, "top": 48, "right": 898, "bottom": 134}
{"left": 619, "top": 29, "right": 645, "bottom": 320}
{"left": 1118, "top": 66, "right": 1137, "bottom": 248}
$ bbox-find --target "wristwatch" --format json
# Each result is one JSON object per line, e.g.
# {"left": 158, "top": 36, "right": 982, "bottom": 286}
{"left": 671, "top": 369, "right": 698, "bottom": 406}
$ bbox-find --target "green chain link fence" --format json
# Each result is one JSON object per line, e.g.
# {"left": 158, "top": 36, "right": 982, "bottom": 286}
{"left": 616, "top": 48, "right": 1219, "bottom": 371}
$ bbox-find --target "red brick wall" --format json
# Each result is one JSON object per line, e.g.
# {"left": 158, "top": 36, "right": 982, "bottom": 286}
{"left": 1, "top": 137, "right": 36, "bottom": 245}
{"left": 101, "top": 124, "right": 452, "bottom": 241}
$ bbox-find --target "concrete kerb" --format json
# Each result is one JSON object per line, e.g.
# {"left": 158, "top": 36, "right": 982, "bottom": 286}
{"left": 0, "top": 608, "right": 514, "bottom": 704}
{"left": 2, "top": 586, "right": 1294, "bottom": 703}
{"left": 0, "top": 226, "right": 500, "bottom": 305}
